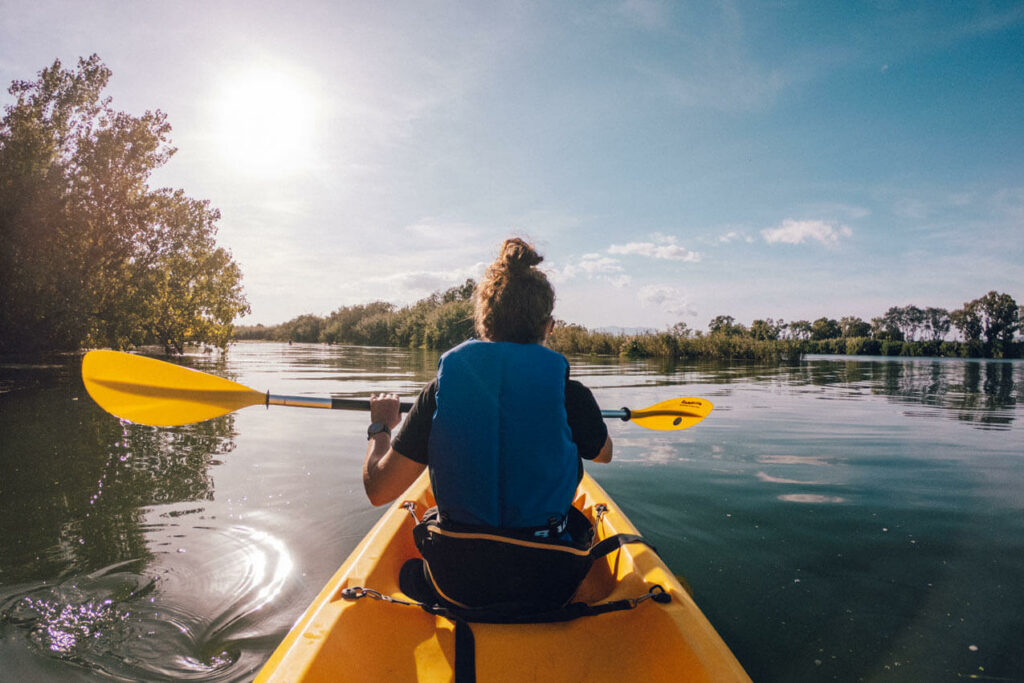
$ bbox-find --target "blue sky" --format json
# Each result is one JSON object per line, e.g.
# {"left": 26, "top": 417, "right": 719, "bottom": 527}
{"left": 2, "top": 1, "right": 1022, "bottom": 330}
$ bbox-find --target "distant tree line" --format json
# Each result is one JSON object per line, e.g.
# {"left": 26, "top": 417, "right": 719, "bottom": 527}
{"left": 0, "top": 56, "right": 248, "bottom": 354}
{"left": 237, "top": 288, "right": 1022, "bottom": 361}
{"left": 235, "top": 279, "right": 477, "bottom": 350}
{"left": 560, "top": 291, "right": 1021, "bottom": 361}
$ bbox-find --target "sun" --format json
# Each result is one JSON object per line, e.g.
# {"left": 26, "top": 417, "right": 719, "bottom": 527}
{"left": 213, "top": 65, "right": 320, "bottom": 177}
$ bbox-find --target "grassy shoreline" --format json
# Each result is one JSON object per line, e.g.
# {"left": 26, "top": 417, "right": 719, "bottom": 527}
{"left": 232, "top": 325, "right": 1023, "bottom": 363}
{"left": 232, "top": 283, "right": 1021, "bottom": 362}
{"left": 547, "top": 328, "right": 1022, "bottom": 361}
{"left": 547, "top": 326, "right": 805, "bottom": 363}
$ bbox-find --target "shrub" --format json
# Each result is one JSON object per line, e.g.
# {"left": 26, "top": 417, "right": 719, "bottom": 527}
{"left": 881, "top": 340, "right": 903, "bottom": 356}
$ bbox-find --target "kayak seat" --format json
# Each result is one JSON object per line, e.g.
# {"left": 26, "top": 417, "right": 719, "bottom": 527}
{"left": 400, "top": 506, "right": 667, "bottom": 683}
{"left": 408, "top": 505, "right": 655, "bottom": 617}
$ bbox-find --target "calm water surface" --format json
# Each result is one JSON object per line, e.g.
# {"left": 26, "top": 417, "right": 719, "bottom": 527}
{"left": 1, "top": 342, "right": 1022, "bottom": 681}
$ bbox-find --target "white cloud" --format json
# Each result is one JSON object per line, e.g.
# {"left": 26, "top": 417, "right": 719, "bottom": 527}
{"left": 607, "top": 235, "right": 702, "bottom": 262}
{"left": 761, "top": 219, "right": 853, "bottom": 246}
{"left": 370, "top": 262, "right": 486, "bottom": 299}
{"left": 575, "top": 253, "right": 625, "bottom": 276}
{"left": 638, "top": 284, "right": 696, "bottom": 317}
{"left": 404, "top": 220, "right": 483, "bottom": 244}
{"left": 718, "top": 230, "right": 755, "bottom": 244}
{"left": 552, "top": 253, "right": 631, "bottom": 288}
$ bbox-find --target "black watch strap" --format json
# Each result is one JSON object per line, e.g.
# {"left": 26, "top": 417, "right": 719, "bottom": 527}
{"left": 367, "top": 422, "right": 391, "bottom": 440}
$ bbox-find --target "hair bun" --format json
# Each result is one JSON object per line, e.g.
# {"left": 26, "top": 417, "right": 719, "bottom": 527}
{"left": 498, "top": 237, "right": 543, "bottom": 273}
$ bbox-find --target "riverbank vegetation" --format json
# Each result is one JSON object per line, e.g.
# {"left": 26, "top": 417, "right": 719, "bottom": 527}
{"left": 235, "top": 280, "right": 477, "bottom": 350}
{"left": 235, "top": 283, "right": 1022, "bottom": 361}
{"left": 0, "top": 56, "right": 248, "bottom": 354}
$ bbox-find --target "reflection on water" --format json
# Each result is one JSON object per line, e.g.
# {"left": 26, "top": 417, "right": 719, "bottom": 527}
{"left": 801, "top": 357, "right": 1019, "bottom": 430}
{"left": 1, "top": 345, "right": 1022, "bottom": 681}
{"left": 575, "top": 354, "right": 1021, "bottom": 431}
{"left": 0, "top": 353, "right": 272, "bottom": 680}
{"left": 776, "top": 493, "right": 847, "bottom": 504}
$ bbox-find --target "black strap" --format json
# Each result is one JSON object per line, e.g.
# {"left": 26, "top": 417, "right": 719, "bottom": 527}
{"left": 589, "top": 532, "right": 655, "bottom": 560}
{"left": 454, "top": 617, "right": 476, "bottom": 683}
{"left": 431, "top": 595, "right": 653, "bottom": 683}
{"left": 346, "top": 584, "right": 669, "bottom": 683}
{"left": 407, "top": 516, "right": 657, "bottom": 682}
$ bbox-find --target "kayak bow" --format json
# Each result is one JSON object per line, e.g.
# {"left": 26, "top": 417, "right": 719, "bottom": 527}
{"left": 255, "top": 472, "right": 749, "bottom": 682}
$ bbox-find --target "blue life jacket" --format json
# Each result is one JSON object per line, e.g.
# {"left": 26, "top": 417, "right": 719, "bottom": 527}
{"left": 427, "top": 339, "right": 579, "bottom": 529}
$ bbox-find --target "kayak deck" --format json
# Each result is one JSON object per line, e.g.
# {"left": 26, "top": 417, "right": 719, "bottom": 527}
{"left": 255, "top": 472, "right": 749, "bottom": 682}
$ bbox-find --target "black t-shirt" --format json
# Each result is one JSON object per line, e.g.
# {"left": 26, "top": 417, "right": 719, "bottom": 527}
{"left": 392, "top": 373, "right": 608, "bottom": 466}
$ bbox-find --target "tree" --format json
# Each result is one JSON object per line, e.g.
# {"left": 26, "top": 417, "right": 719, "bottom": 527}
{"left": 750, "top": 318, "right": 784, "bottom": 341}
{"left": 949, "top": 304, "right": 982, "bottom": 342}
{"left": 708, "top": 315, "right": 734, "bottom": 334}
{"left": 441, "top": 278, "right": 477, "bottom": 304}
{"left": 969, "top": 291, "right": 1019, "bottom": 347}
{"left": 949, "top": 292, "right": 1021, "bottom": 355}
{"left": 903, "top": 305, "right": 925, "bottom": 341}
{"left": 322, "top": 301, "right": 396, "bottom": 344}
{"left": 788, "top": 320, "right": 812, "bottom": 340}
{"left": 839, "top": 316, "right": 871, "bottom": 338}
{"left": 872, "top": 309, "right": 905, "bottom": 341}
{"left": 282, "top": 314, "right": 323, "bottom": 343}
{"left": 0, "top": 56, "right": 248, "bottom": 353}
{"left": 810, "top": 317, "right": 841, "bottom": 340}
{"left": 921, "top": 307, "right": 950, "bottom": 341}
{"left": 669, "top": 322, "right": 692, "bottom": 338}
{"left": 708, "top": 315, "right": 746, "bottom": 336}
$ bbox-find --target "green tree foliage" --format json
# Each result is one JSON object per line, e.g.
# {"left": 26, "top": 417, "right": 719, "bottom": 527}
{"left": 668, "top": 322, "right": 693, "bottom": 339}
{"left": 949, "top": 304, "right": 982, "bottom": 342}
{"left": 0, "top": 56, "right": 248, "bottom": 353}
{"left": 976, "top": 291, "right": 1020, "bottom": 347}
{"left": 952, "top": 291, "right": 1020, "bottom": 351}
{"left": 871, "top": 305, "right": 948, "bottom": 342}
{"left": 839, "top": 316, "right": 871, "bottom": 338}
{"left": 903, "top": 305, "right": 925, "bottom": 340}
{"left": 877, "top": 307, "right": 910, "bottom": 341}
{"left": 547, "top": 322, "right": 620, "bottom": 355}
{"left": 750, "top": 318, "right": 784, "bottom": 341}
{"left": 810, "top": 317, "right": 841, "bottom": 340}
{"left": 708, "top": 315, "right": 747, "bottom": 336}
{"left": 237, "top": 279, "right": 476, "bottom": 350}
{"left": 238, "top": 284, "right": 1020, "bottom": 361}
{"left": 322, "top": 302, "right": 395, "bottom": 344}
{"left": 871, "top": 314, "right": 902, "bottom": 341}
{"left": 788, "top": 320, "right": 812, "bottom": 340}
{"left": 922, "top": 307, "right": 951, "bottom": 341}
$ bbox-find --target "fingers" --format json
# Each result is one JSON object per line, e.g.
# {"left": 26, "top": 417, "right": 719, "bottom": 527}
{"left": 369, "top": 393, "right": 402, "bottom": 429}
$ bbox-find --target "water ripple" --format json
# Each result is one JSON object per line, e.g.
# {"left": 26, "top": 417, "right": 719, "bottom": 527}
{"left": 0, "top": 523, "right": 294, "bottom": 681}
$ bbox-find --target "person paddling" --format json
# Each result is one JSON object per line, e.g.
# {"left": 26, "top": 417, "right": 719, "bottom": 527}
{"left": 361, "top": 237, "right": 612, "bottom": 534}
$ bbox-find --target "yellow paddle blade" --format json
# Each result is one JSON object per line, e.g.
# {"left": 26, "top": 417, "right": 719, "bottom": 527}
{"left": 82, "top": 350, "right": 266, "bottom": 427}
{"left": 629, "top": 397, "right": 713, "bottom": 431}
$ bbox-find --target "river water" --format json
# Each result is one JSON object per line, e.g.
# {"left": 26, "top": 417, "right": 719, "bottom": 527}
{"left": 1, "top": 342, "right": 1022, "bottom": 681}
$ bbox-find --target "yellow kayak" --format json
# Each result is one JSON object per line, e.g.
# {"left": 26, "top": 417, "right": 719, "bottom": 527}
{"left": 256, "top": 472, "right": 750, "bottom": 682}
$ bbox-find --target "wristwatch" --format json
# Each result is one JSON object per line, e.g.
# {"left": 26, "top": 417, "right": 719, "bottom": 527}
{"left": 367, "top": 422, "right": 391, "bottom": 440}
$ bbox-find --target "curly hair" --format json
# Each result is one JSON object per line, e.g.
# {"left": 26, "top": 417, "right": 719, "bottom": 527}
{"left": 474, "top": 238, "right": 554, "bottom": 343}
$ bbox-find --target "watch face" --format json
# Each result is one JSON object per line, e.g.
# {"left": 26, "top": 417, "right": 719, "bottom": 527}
{"left": 367, "top": 422, "right": 389, "bottom": 438}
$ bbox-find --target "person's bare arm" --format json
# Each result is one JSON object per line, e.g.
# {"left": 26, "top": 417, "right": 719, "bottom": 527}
{"left": 362, "top": 393, "right": 425, "bottom": 506}
{"left": 592, "top": 435, "right": 613, "bottom": 463}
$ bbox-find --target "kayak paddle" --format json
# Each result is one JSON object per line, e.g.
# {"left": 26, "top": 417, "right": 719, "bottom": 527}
{"left": 82, "top": 350, "right": 712, "bottom": 430}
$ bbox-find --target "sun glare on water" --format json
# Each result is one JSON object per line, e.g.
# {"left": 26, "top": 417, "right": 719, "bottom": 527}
{"left": 214, "top": 65, "right": 321, "bottom": 177}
